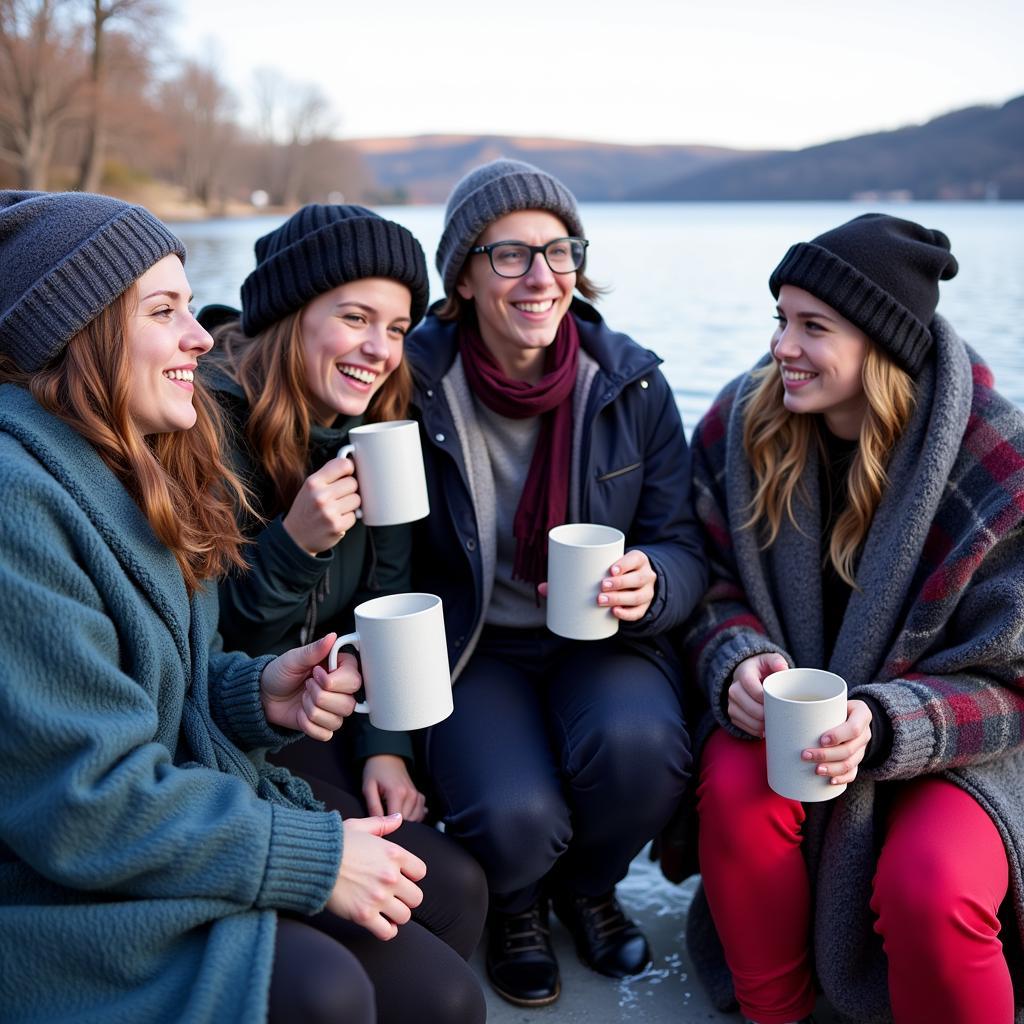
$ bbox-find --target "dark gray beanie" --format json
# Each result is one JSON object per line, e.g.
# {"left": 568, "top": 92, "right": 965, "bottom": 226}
{"left": 240, "top": 204, "right": 429, "bottom": 337}
{"left": 436, "top": 159, "right": 584, "bottom": 296}
{"left": 769, "top": 213, "right": 959, "bottom": 375}
{"left": 0, "top": 190, "right": 185, "bottom": 372}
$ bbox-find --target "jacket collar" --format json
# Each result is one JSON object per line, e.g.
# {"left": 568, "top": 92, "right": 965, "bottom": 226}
{"left": 407, "top": 297, "right": 661, "bottom": 392}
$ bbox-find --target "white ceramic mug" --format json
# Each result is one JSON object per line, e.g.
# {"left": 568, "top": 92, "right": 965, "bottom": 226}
{"left": 545, "top": 523, "right": 625, "bottom": 641}
{"left": 763, "top": 668, "right": 849, "bottom": 802}
{"left": 337, "top": 420, "right": 429, "bottom": 527}
{"left": 329, "top": 593, "right": 453, "bottom": 731}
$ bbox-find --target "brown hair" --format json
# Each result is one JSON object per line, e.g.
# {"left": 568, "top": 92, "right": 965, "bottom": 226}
{"left": 435, "top": 267, "right": 605, "bottom": 323}
{"left": 0, "top": 292, "right": 251, "bottom": 594}
{"left": 214, "top": 309, "right": 412, "bottom": 516}
{"left": 741, "top": 344, "right": 915, "bottom": 586}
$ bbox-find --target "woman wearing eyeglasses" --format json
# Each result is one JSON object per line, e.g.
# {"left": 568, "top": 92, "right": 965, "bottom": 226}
{"left": 405, "top": 159, "right": 707, "bottom": 1007}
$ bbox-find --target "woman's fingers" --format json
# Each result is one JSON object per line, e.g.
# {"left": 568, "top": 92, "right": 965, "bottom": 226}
{"left": 727, "top": 681, "right": 766, "bottom": 736}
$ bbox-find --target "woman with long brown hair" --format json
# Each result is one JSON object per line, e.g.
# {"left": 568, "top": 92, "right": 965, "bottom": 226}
{"left": 679, "top": 214, "right": 1024, "bottom": 1024}
{"left": 202, "top": 204, "right": 434, "bottom": 819}
{"left": 0, "top": 191, "right": 484, "bottom": 1024}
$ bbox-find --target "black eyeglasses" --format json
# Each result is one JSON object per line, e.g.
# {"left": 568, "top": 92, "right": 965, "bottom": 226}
{"left": 469, "top": 237, "right": 589, "bottom": 278}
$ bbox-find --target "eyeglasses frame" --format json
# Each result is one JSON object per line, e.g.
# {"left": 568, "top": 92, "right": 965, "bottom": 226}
{"left": 468, "top": 236, "right": 589, "bottom": 278}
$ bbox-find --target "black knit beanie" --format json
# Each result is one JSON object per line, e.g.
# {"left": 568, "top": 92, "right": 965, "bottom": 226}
{"left": 0, "top": 190, "right": 185, "bottom": 372}
{"left": 240, "top": 204, "right": 429, "bottom": 337}
{"left": 769, "top": 213, "right": 959, "bottom": 375}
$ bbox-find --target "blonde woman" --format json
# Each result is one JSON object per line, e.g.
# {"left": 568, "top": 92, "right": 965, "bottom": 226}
{"left": 681, "top": 214, "right": 1024, "bottom": 1024}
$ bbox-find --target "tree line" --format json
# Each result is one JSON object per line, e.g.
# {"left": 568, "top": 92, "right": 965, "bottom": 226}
{"left": 0, "top": 0, "right": 373, "bottom": 209}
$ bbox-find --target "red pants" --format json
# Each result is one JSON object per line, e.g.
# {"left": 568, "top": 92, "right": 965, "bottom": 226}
{"left": 696, "top": 728, "right": 1014, "bottom": 1024}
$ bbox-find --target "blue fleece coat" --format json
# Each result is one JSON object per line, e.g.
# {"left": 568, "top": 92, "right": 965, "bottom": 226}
{"left": 0, "top": 385, "right": 342, "bottom": 1023}
{"left": 405, "top": 300, "right": 707, "bottom": 682}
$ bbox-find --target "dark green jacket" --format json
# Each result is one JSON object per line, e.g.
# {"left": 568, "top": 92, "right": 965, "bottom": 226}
{"left": 204, "top": 358, "right": 413, "bottom": 762}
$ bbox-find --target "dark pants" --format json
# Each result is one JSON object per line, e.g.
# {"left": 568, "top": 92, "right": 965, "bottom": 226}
{"left": 268, "top": 779, "right": 488, "bottom": 1024}
{"left": 421, "top": 625, "right": 692, "bottom": 914}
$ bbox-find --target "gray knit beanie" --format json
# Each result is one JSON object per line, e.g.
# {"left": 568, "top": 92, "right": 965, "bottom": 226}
{"left": 769, "top": 213, "right": 958, "bottom": 376}
{"left": 436, "top": 159, "right": 584, "bottom": 296}
{"left": 0, "top": 190, "right": 186, "bottom": 372}
{"left": 241, "top": 204, "right": 429, "bottom": 337}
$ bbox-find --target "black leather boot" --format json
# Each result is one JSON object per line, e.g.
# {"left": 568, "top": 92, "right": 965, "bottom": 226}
{"left": 485, "top": 900, "right": 560, "bottom": 1006}
{"left": 552, "top": 890, "right": 652, "bottom": 978}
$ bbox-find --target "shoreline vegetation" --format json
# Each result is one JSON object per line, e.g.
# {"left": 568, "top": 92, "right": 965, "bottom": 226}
{"left": 2, "top": 5, "right": 1019, "bottom": 217}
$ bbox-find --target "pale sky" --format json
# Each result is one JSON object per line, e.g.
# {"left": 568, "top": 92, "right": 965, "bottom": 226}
{"left": 173, "top": 0, "right": 1023, "bottom": 151}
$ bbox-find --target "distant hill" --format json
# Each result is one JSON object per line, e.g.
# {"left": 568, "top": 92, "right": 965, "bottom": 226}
{"left": 632, "top": 96, "right": 1024, "bottom": 201}
{"left": 347, "top": 134, "right": 759, "bottom": 203}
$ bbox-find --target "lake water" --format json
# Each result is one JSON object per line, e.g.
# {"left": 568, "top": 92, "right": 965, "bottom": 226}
{"left": 170, "top": 202, "right": 1024, "bottom": 434}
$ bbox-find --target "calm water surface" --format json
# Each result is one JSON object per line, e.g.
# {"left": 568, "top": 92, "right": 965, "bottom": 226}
{"left": 171, "top": 202, "right": 1024, "bottom": 433}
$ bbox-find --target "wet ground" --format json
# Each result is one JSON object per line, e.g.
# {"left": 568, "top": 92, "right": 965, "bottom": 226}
{"left": 469, "top": 847, "right": 840, "bottom": 1024}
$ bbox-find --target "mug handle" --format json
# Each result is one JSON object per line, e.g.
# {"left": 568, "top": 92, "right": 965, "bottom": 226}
{"left": 336, "top": 445, "right": 362, "bottom": 520}
{"left": 330, "top": 632, "right": 370, "bottom": 715}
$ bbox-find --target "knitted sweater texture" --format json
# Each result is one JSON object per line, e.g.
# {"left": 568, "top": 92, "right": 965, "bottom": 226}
{"left": 0, "top": 385, "right": 342, "bottom": 1023}
{"left": 683, "top": 317, "right": 1024, "bottom": 1022}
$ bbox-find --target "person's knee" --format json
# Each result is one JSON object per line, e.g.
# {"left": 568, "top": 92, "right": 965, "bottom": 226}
{"left": 441, "top": 837, "right": 489, "bottom": 909}
{"left": 417, "top": 839, "right": 489, "bottom": 959}
{"left": 307, "top": 973, "right": 376, "bottom": 1024}
{"left": 424, "top": 964, "right": 487, "bottom": 1024}
{"left": 460, "top": 789, "right": 570, "bottom": 893}
{"left": 571, "top": 708, "right": 691, "bottom": 800}
{"left": 696, "top": 735, "right": 799, "bottom": 854}
{"left": 874, "top": 840, "right": 983, "bottom": 945}
{"left": 274, "top": 956, "right": 375, "bottom": 1024}
{"left": 697, "top": 735, "right": 769, "bottom": 812}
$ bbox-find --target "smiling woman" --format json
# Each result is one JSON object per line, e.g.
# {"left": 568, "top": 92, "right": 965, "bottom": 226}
{"left": 678, "top": 212, "right": 1024, "bottom": 1024}
{"left": 128, "top": 255, "right": 213, "bottom": 435}
{"left": 198, "top": 206, "right": 488, "bottom": 1024}
{"left": 0, "top": 189, "right": 452, "bottom": 1024}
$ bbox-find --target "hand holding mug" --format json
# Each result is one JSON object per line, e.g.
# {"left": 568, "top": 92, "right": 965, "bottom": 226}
{"left": 727, "top": 652, "right": 790, "bottom": 737}
{"left": 337, "top": 421, "right": 429, "bottom": 527}
{"left": 545, "top": 524, "right": 625, "bottom": 640}
{"left": 327, "top": 814, "right": 426, "bottom": 940}
{"left": 597, "top": 548, "right": 657, "bottom": 621}
{"left": 763, "top": 667, "right": 851, "bottom": 801}
{"left": 282, "top": 456, "right": 361, "bottom": 556}
{"left": 330, "top": 593, "right": 453, "bottom": 732}
{"left": 800, "top": 698, "right": 873, "bottom": 787}
{"left": 260, "top": 633, "right": 361, "bottom": 741}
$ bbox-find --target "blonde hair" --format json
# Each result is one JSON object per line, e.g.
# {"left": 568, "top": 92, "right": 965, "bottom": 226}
{"left": 742, "top": 344, "right": 916, "bottom": 585}
{"left": 0, "top": 292, "right": 251, "bottom": 594}
{"left": 215, "top": 311, "right": 412, "bottom": 516}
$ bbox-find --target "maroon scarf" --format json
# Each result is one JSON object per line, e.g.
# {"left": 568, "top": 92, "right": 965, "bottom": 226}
{"left": 459, "top": 314, "right": 580, "bottom": 583}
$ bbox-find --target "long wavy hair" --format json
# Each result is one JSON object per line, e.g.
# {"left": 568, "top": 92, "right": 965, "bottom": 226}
{"left": 741, "top": 344, "right": 916, "bottom": 586}
{"left": 214, "top": 305, "right": 412, "bottom": 516}
{"left": 0, "top": 292, "right": 250, "bottom": 595}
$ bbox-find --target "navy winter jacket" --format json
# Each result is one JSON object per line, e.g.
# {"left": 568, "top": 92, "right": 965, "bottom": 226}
{"left": 406, "top": 299, "right": 707, "bottom": 684}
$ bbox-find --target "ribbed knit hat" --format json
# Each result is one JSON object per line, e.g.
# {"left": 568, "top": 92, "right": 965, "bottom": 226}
{"left": 0, "top": 190, "right": 185, "bottom": 372}
{"left": 769, "top": 213, "right": 959, "bottom": 375}
{"left": 436, "top": 159, "right": 584, "bottom": 296}
{"left": 240, "top": 204, "right": 429, "bottom": 337}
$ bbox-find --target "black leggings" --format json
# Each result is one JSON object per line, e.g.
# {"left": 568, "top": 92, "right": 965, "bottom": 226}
{"left": 267, "top": 778, "right": 487, "bottom": 1024}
